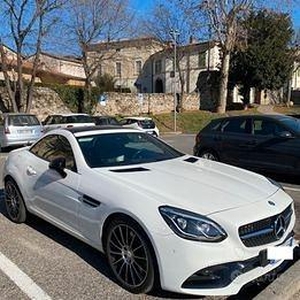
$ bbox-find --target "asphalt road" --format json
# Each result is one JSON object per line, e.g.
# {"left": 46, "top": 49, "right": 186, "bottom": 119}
{"left": 0, "top": 134, "right": 299, "bottom": 300}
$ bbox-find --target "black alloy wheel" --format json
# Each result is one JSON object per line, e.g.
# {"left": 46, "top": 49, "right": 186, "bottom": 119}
{"left": 5, "top": 179, "right": 27, "bottom": 223}
{"left": 106, "top": 218, "right": 156, "bottom": 294}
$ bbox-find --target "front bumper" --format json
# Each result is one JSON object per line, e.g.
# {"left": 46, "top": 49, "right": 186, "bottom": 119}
{"left": 151, "top": 193, "right": 296, "bottom": 296}
{"left": 153, "top": 229, "right": 296, "bottom": 296}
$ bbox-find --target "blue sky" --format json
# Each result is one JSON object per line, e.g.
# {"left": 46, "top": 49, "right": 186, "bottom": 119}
{"left": 129, "top": 0, "right": 300, "bottom": 29}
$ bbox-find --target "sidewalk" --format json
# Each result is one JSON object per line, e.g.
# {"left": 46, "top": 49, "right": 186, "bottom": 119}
{"left": 256, "top": 105, "right": 279, "bottom": 115}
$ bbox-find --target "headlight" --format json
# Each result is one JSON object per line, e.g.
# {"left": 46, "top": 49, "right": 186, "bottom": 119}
{"left": 267, "top": 177, "right": 284, "bottom": 190}
{"left": 159, "top": 206, "right": 227, "bottom": 242}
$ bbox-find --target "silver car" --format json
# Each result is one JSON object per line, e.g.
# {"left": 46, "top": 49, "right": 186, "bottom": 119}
{"left": 0, "top": 113, "right": 43, "bottom": 150}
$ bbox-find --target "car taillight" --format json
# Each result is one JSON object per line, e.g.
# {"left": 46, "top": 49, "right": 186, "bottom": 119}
{"left": 67, "top": 125, "right": 74, "bottom": 128}
{"left": 4, "top": 127, "right": 10, "bottom": 134}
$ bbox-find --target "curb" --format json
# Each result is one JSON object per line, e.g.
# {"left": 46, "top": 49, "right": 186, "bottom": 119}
{"left": 253, "top": 258, "right": 300, "bottom": 300}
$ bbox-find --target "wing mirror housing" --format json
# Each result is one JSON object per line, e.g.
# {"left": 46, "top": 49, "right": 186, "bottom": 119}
{"left": 277, "top": 131, "right": 293, "bottom": 139}
{"left": 49, "top": 157, "right": 67, "bottom": 178}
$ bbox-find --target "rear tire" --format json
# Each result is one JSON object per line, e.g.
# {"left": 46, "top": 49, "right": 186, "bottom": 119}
{"left": 5, "top": 178, "right": 27, "bottom": 223}
{"left": 105, "top": 217, "right": 156, "bottom": 294}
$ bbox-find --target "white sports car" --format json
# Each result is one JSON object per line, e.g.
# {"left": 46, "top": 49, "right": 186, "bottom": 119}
{"left": 3, "top": 126, "right": 297, "bottom": 296}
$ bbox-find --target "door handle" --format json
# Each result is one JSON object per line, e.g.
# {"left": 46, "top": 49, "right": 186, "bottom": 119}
{"left": 26, "top": 166, "right": 37, "bottom": 176}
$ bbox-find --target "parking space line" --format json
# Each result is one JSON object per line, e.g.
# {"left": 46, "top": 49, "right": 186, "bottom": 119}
{"left": 0, "top": 252, "right": 52, "bottom": 300}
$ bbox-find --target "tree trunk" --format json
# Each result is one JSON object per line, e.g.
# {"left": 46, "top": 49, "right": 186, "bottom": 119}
{"left": 0, "top": 43, "right": 17, "bottom": 111}
{"left": 217, "top": 50, "right": 231, "bottom": 113}
{"left": 16, "top": 48, "right": 24, "bottom": 112}
{"left": 26, "top": 14, "right": 44, "bottom": 113}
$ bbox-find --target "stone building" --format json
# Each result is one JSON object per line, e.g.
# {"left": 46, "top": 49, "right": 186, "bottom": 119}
{"left": 87, "top": 37, "right": 165, "bottom": 93}
{"left": 149, "top": 41, "right": 220, "bottom": 94}
{"left": 87, "top": 37, "right": 220, "bottom": 95}
{"left": 28, "top": 52, "right": 85, "bottom": 86}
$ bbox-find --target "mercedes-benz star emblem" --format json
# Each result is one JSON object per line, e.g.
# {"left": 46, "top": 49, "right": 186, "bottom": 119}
{"left": 274, "top": 216, "right": 286, "bottom": 239}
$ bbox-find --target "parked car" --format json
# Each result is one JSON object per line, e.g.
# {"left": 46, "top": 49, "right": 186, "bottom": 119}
{"left": 120, "top": 116, "right": 159, "bottom": 136}
{"left": 42, "top": 113, "right": 95, "bottom": 133}
{"left": 0, "top": 113, "right": 43, "bottom": 151}
{"left": 193, "top": 114, "right": 300, "bottom": 176}
{"left": 3, "top": 126, "right": 296, "bottom": 296}
{"left": 92, "top": 115, "right": 120, "bottom": 126}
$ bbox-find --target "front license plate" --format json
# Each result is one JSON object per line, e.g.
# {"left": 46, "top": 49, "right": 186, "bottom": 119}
{"left": 260, "top": 237, "right": 295, "bottom": 266}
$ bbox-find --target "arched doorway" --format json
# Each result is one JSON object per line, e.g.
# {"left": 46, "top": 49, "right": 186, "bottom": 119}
{"left": 155, "top": 78, "right": 164, "bottom": 93}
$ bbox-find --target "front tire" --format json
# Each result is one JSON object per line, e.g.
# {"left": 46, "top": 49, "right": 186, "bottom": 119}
{"left": 5, "top": 178, "right": 27, "bottom": 223}
{"left": 105, "top": 217, "right": 156, "bottom": 294}
{"left": 199, "top": 149, "right": 219, "bottom": 161}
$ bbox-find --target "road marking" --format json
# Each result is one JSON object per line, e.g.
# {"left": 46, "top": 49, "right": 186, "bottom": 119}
{"left": 283, "top": 185, "right": 300, "bottom": 192}
{"left": 0, "top": 252, "right": 52, "bottom": 300}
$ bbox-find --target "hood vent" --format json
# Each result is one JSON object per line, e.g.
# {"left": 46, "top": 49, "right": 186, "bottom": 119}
{"left": 184, "top": 157, "right": 199, "bottom": 163}
{"left": 110, "top": 167, "right": 150, "bottom": 173}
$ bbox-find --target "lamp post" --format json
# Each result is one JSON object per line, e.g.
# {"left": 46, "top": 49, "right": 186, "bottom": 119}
{"left": 170, "top": 29, "right": 179, "bottom": 132}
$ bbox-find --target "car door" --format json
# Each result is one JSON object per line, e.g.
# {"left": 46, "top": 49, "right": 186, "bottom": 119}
{"left": 248, "top": 117, "right": 298, "bottom": 173}
{"left": 219, "top": 117, "right": 253, "bottom": 167}
{"left": 25, "top": 134, "right": 81, "bottom": 232}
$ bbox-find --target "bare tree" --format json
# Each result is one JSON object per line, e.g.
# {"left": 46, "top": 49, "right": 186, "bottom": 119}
{"left": 200, "top": 0, "right": 254, "bottom": 113}
{"left": 63, "top": 0, "right": 134, "bottom": 112}
{"left": 142, "top": 0, "right": 205, "bottom": 111}
{"left": 0, "top": 1, "right": 65, "bottom": 113}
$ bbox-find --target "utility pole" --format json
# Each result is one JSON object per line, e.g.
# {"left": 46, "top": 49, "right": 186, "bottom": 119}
{"left": 170, "top": 29, "right": 179, "bottom": 132}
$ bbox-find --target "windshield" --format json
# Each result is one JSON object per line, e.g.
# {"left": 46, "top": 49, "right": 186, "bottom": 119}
{"left": 8, "top": 115, "right": 40, "bottom": 126}
{"left": 77, "top": 132, "right": 183, "bottom": 168}
{"left": 280, "top": 117, "right": 300, "bottom": 133}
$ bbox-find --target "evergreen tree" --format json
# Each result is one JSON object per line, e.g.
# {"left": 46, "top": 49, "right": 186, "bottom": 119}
{"left": 230, "top": 10, "right": 295, "bottom": 105}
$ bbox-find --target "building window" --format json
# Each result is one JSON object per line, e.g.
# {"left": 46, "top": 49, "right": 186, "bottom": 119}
{"left": 136, "top": 60, "right": 142, "bottom": 74}
{"left": 116, "top": 62, "right": 122, "bottom": 77}
{"left": 198, "top": 52, "right": 206, "bottom": 68}
{"left": 155, "top": 60, "right": 162, "bottom": 74}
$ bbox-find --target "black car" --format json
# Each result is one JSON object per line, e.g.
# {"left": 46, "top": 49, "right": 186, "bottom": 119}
{"left": 92, "top": 116, "right": 120, "bottom": 126}
{"left": 193, "top": 114, "right": 300, "bottom": 175}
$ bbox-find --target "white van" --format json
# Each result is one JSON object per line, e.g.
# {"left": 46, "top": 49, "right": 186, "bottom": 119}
{"left": 0, "top": 113, "right": 43, "bottom": 151}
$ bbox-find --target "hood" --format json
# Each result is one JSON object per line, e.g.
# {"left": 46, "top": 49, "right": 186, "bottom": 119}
{"left": 97, "top": 156, "right": 279, "bottom": 215}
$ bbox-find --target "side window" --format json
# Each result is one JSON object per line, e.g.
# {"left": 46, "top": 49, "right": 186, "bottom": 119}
{"left": 30, "top": 135, "right": 77, "bottom": 172}
{"left": 222, "top": 118, "right": 249, "bottom": 134}
{"left": 254, "top": 120, "right": 276, "bottom": 136}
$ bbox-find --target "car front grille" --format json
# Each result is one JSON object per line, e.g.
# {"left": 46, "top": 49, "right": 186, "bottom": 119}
{"left": 239, "top": 204, "right": 293, "bottom": 247}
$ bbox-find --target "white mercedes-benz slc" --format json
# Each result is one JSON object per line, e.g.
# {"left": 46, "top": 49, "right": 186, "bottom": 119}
{"left": 3, "top": 126, "right": 297, "bottom": 296}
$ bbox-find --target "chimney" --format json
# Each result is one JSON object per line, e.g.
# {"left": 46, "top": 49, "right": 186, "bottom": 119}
{"left": 189, "top": 36, "right": 197, "bottom": 44}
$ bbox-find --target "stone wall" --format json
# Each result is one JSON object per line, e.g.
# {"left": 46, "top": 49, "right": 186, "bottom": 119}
{"left": 0, "top": 87, "right": 71, "bottom": 121}
{"left": 0, "top": 87, "right": 200, "bottom": 119}
{"left": 94, "top": 92, "right": 200, "bottom": 116}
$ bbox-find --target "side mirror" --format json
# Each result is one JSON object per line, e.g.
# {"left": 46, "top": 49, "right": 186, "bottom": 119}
{"left": 277, "top": 131, "right": 293, "bottom": 139}
{"left": 49, "top": 157, "right": 67, "bottom": 178}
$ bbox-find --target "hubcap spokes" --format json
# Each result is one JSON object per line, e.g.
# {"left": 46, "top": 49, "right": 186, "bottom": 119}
{"left": 108, "top": 224, "right": 148, "bottom": 287}
{"left": 5, "top": 183, "right": 20, "bottom": 219}
{"left": 203, "top": 153, "right": 216, "bottom": 161}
